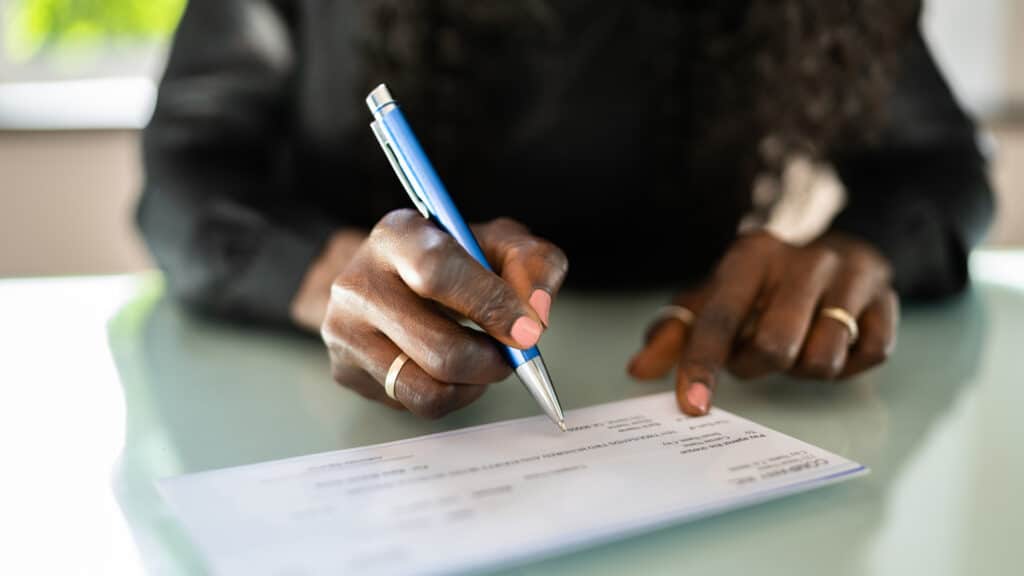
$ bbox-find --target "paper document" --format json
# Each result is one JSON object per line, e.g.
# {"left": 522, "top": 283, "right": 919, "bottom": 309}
{"left": 160, "top": 392, "right": 866, "bottom": 575}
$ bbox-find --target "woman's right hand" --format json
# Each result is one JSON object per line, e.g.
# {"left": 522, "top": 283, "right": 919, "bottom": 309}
{"left": 319, "top": 209, "right": 569, "bottom": 418}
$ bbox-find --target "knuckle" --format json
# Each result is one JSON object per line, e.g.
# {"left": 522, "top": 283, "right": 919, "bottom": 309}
{"left": 509, "top": 239, "right": 570, "bottom": 281}
{"left": 805, "top": 245, "right": 840, "bottom": 272}
{"left": 319, "top": 306, "right": 339, "bottom": 343}
{"left": 803, "top": 354, "right": 842, "bottom": 380}
{"left": 320, "top": 299, "right": 355, "bottom": 346}
{"left": 488, "top": 217, "right": 530, "bottom": 236}
{"left": 471, "top": 293, "right": 520, "bottom": 330}
{"left": 319, "top": 314, "right": 341, "bottom": 348}
{"left": 843, "top": 248, "right": 872, "bottom": 271}
{"left": 417, "top": 230, "right": 458, "bottom": 266}
{"left": 681, "top": 362, "right": 717, "bottom": 388}
{"left": 415, "top": 385, "right": 459, "bottom": 420}
{"left": 328, "top": 350, "right": 369, "bottom": 390}
{"left": 375, "top": 208, "right": 422, "bottom": 236}
{"left": 858, "top": 339, "right": 891, "bottom": 366}
{"left": 846, "top": 250, "right": 892, "bottom": 286}
{"left": 698, "top": 305, "right": 740, "bottom": 337}
{"left": 406, "top": 232, "right": 460, "bottom": 296}
{"left": 537, "top": 242, "right": 570, "bottom": 279}
{"left": 321, "top": 294, "right": 375, "bottom": 379}
{"left": 427, "top": 337, "right": 478, "bottom": 383}
{"left": 503, "top": 241, "right": 533, "bottom": 263}
{"left": 844, "top": 253, "right": 883, "bottom": 284}
{"left": 330, "top": 363, "right": 355, "bottom": 388}
{"left": 323, "top": 329, "right": 363, "bottom": 378}
{"left": 752, "top": 331, "right": 799, "bottom": 369}
{"left": 738, "top": 230, "right": 782, "bottom": 253}
{"left": 468, "top": 283, "right": 520, "bottom": 330}
{"left": 328, "top": 274, "right": 373, "bottom": 318}
{"left": 327, "top": 276, "right": 358, "bottom": 308}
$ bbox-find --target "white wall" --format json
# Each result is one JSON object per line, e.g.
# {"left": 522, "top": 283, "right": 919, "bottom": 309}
{"left": 923, "top": 0, "right": 1022, "bottom": 116}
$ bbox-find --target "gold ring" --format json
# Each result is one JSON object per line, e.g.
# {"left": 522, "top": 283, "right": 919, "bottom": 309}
{"left": 820, "top": 307, "right": 859, "bottom": 345}
{"left": 655, "top": 305, "right": 696, "bottom": 328}
{"left": 385, "top": 352, "right": 410, "bottom": 400}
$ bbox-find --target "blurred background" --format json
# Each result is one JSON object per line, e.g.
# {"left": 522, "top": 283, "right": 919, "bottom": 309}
{"left": 0, "top": 0, "right": 1020, "bottom": 277}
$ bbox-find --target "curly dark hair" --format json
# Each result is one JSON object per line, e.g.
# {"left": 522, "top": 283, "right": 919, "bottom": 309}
{"left": 358, "top": 0, "right": 920, "bottom": 177}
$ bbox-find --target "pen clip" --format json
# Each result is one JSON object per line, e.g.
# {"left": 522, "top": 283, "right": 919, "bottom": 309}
{"left": 371, "top": 120, "right": 431, "bottom": 219}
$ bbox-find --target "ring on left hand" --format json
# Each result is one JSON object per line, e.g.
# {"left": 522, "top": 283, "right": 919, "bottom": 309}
{"left": 655, "top": 305, "right": 696, "bottom": 328}
{"left": 820, "top": 307, "right": 859, "bottom": 345}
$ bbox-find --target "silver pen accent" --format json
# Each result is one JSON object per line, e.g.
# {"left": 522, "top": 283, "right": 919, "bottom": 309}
{"left": 515, "top": 355, "right": 566, "bottom": 431}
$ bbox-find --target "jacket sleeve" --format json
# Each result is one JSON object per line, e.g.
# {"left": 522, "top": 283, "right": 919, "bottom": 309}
{"left": 829, "top": 27, "right": 995, "bottom": 299}
{"left": 138, "top": 0, "right": 333, "bottom": 324}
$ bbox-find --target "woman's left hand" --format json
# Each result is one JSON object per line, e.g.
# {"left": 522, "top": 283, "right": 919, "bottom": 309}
{"left": 627, "top": 230, "right": 899, "bottom": 416}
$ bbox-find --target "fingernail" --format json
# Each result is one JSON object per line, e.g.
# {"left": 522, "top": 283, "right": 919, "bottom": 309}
{"left": 510, "top": 317, "right": 543, "bottom": 348}
{"left": 686, "top": 382, "right": 711, "bottom": 415}
{"left": 529, "top": 289, "right": 552, "bottom": 326}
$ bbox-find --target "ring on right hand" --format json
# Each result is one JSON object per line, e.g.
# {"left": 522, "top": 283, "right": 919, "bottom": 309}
{"left": 385, "top": 352, "right": 410, "bottom": 400}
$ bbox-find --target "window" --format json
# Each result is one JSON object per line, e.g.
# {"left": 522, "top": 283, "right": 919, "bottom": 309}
{"left": 0, "top": 0, "right": 185, "bottom": 129}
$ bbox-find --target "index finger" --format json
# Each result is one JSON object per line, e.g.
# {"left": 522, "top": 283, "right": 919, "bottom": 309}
{"left": 677, "top": 248, "right": 767, "bottom": 416}
{"left": 381, "top": 220, "right": 545, "bottom": 350}
{"left": 474, "top": 218, "right": 569, "bottom": 326}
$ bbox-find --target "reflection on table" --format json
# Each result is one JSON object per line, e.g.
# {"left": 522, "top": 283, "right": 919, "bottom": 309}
{"left": 2, "top": 252, "right": 1021, "bottom": 575}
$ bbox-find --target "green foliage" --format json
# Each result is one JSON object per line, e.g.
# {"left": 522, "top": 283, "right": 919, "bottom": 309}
{"left": 5, "top": 0, "right": 186, "bottom": 59}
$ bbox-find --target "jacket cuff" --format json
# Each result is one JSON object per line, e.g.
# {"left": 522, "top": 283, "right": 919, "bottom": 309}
{"left": 829, "top": 189, "right": 967, "bottom": 299}
{"left": 230, "top": 223, "right": 332, "bottom": 326}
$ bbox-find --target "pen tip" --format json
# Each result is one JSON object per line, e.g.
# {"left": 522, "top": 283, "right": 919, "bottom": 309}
{"left": 558, "top": 420, "right": 567, "bottom": 432}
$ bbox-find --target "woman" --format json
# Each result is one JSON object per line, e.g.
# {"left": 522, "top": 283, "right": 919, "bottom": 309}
{"left": 139, "top": 1, "right": 993, "bottom": 418}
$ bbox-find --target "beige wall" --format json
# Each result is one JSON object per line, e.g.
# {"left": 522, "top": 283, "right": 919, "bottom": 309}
{"left": 0, "top": 130, "right": 150, "bottom": 276}
{"left": 0, "top": 127, "right": 1022, "bottom": 278}
{"left": 989, "top": 124, "right": 1024, "bottom": 245}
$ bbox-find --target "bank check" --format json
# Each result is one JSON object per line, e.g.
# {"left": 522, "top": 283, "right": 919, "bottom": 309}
{"left": 160, "top": 392, "right": 866, "bottom": 575}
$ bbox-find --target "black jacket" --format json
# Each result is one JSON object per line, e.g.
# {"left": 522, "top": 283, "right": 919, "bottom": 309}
{"left": 139, "top": 0, "right": 994, "bottom": 324}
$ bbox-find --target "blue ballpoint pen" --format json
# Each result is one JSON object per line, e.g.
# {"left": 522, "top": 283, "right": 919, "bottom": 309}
{"left": 366, "top": 83, "right": 567, "bottom": 432}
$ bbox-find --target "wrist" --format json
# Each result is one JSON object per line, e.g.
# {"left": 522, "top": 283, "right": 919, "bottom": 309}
{"left": 290, "top": 229, "right": 367, "bottom": 332}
